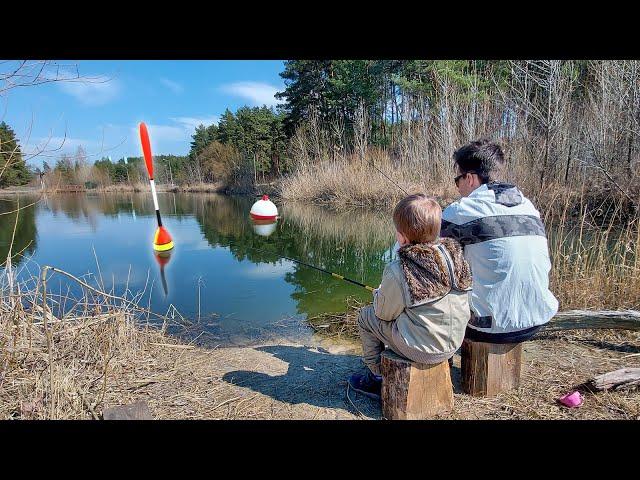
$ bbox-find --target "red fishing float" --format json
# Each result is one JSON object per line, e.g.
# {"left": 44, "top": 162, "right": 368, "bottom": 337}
{"left": 139, "top": 122, "right": 174, "bottom": 252}
{"left": 250, "top": 195, "right": 278, "bottom": 221}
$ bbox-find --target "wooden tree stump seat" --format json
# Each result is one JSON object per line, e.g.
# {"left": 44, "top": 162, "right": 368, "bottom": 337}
{"left": 380, "top": 349, "right": 454, "bottom": 420}
{"left": 461, "top": 339, "right": 523, "bottom": 397}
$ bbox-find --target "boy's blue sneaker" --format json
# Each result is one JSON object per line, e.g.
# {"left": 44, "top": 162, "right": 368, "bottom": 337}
{"left": 348, "top": 371, "right": 382, "bottom": 400}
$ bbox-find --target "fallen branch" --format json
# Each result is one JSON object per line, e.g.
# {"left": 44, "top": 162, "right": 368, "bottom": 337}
{"left": 149, "top": 343, "right": 195, "bottom": 350}
{"left": 210, "top": 396, "right": 242, "bottom": 412}
{"left": 545, "top": 310, "right": 640, "bottom": 331}
{"left": 587, "top": 368, "right": 640, "bottom": 391}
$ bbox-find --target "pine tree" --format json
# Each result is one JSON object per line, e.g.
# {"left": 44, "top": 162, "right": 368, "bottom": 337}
{"left": 0, "top": 121, "right": 31, "bottom": 187}
{"left": 276, "top": 60, "right": 334, "bottom": 134}
{"left": 189, "top": 124, "right": 216, "bottom": 161}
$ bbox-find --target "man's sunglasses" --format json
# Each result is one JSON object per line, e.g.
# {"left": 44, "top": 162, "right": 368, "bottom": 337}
{"left": 454, "top": 170, "right": 479, "bottom": 185}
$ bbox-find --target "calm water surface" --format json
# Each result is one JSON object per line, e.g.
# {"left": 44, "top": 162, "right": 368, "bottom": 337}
{"left": 0, "top": 193, "right": 397, "bottom": 347}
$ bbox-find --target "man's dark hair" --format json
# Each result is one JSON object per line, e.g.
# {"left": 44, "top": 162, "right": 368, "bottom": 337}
{"left": 453, "top": 138, "right": 505, "bottom": 183}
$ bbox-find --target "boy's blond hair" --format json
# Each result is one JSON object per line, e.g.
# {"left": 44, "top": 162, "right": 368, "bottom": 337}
{"left": 393, "top": 194, "right": 441, "bottom": 244}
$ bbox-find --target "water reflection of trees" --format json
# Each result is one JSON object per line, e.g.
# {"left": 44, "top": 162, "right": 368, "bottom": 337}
{"left": 281, "top": 201, "right": 395, "bottom": 315}
{"left": 281, "top": 202, "right": 394, "bottom": 251}
{"left": 44, "top": 193, "right": 195, "bottom": 229}
{"left": 0, "top": 193, "right": 197, "bottom": 268}
{"left": 193, "top": 194, "right": 291, "bottom": 263}
{"left": 193, "top": 194, "right": 395, "bottom": 317}
{"left": 0, "top": 198, "right": 37, "bottom": 267}
{"left": 45, "top": 194, "right": 98, "bottom": 231}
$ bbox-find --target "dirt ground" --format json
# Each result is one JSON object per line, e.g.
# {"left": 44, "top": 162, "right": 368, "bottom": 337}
{"left": 4, "top": 304, "right": 637, "bottom": 420}
{"left": 98, "top": 328, "right": 639, "bottom": 420}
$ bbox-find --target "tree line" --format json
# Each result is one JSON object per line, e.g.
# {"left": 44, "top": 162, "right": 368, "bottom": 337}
{"left": 2, "top": 60, "right": 638, "bottom": 205}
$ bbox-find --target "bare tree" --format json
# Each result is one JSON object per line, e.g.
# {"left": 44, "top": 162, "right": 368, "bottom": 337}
{"left": 353, "top": 101, "right": 369, "bottom": 162}
{"left": 504, "top": 60, "right": 577, "bottom": 189}
{"left": 0, "top": 60, "right": 110, "bottom": 96}
{"left": 579, "top": 61, "right": 640, "bottom": 208}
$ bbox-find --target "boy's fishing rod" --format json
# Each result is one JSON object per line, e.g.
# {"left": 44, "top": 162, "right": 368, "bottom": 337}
{"left": 371, "top": 161, "right": 409, "bottom": 195}
{"left": 279, "top": 253, "right": 376, "bottom": 292}
{"left": 235, "top": 240, "right": 376, "bottom": 291}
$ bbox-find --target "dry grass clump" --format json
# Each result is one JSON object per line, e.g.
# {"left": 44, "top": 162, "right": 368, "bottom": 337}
{"left": 279, "top": 151, "right": 457, "bottom": 211}
{"left": 307, "top": 297, "right": 365, "bottom": 340}
{"left": 167, "top": 182, "right": 224, "bottom": 193}
{"left": 93, "top": 182, "right": 146, "bottom": 193}
{"left": 1, "top": 307, "right": 164, "bottom": 419}
{"left": 0, "top": 255, "right": 244, "bottom": 419}
{"left": 0, "top": 295, "right": 286, "bottom": 420}
{"left": 0, "top": 260, "right": 194, "bottom": 419}
{"left": 545, "top": 193, "right": 640, "bottom": 311}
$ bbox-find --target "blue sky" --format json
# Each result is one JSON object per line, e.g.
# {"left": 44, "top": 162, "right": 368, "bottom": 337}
{"left": 1, "top": 60, "right": 287, "bottom": 167}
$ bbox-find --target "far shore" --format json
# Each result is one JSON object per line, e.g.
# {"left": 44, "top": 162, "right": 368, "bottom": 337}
{"left": 0, "top": 182, "right": 274, "bottom": 196}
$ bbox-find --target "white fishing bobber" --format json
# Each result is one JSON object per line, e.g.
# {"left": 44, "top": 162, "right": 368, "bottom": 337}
{"left": 252, "top": 218, "right": 277, "bottom": 237}
{"left": 250, "top": 194, "right": 278, "bottom": 220}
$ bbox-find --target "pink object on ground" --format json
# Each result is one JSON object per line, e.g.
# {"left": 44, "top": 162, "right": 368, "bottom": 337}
{"left": 558, "top": 391, "right": 583, "bottom": 408}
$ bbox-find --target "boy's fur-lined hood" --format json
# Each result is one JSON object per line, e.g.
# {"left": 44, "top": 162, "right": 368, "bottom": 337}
{"left": 398, "top": 237, "right": 472, "bottom": 305}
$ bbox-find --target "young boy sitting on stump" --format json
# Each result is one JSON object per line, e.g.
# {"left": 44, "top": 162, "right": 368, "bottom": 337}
{"left": 349, "top": 194, "right": 472, "bottom": 400}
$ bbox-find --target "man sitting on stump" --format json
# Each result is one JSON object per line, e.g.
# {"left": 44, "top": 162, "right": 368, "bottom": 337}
{"left": 441, "top": 139, "right": 558, "bottom": 344}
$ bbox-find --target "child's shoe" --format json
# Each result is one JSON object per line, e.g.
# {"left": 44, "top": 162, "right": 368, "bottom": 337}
{"left": 348, "top": 370, "right": 382, "bottom": 400}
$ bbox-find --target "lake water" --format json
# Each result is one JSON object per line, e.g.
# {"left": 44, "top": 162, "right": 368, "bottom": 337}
{"left": 0, "top": 192, "right": 397, "bottom": 347}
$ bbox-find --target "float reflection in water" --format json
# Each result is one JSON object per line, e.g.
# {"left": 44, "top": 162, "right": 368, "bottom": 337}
{"left": 251, "top": 218, "right": 278, "bottom": 237}
{"left": 154, "top": 250, "right": 172, "bottom": 297}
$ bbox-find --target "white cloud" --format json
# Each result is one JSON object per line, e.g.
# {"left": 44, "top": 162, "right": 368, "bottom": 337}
{"left": 170, "top": 116, "right": 219, "bottom": 132}
{"left": 128, "top": 116, "right": 219, "bottom": 152}
{"left": 58, "top": 75, "right": 121, "bottom": 106}
{"left": 160, "top": 78, "right": 184, "bottom": 94}
{"left": 241, "top": 260, "right": 294, "bottom": 279}
{"left": 131, "top": 124, "right": 186, "bottom": 144}
{"left": 220, "top": 81, "right": 284, "bottom": 107}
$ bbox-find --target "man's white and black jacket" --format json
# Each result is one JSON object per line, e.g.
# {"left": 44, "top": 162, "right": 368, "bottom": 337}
{"left": 441, "top": 182, "right": 559, "bottom": 335}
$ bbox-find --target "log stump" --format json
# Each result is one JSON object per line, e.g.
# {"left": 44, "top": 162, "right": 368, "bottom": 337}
{"left": 380, "top": 349, "right": 453, "bottom": 420}
{"left": 461, "top": 339, "right": 522, "bottom": 397}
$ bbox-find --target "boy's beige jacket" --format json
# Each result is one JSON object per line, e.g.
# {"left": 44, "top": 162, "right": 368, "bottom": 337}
{"left": 373, "top": 239, "right": 471, "bottom": 363}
